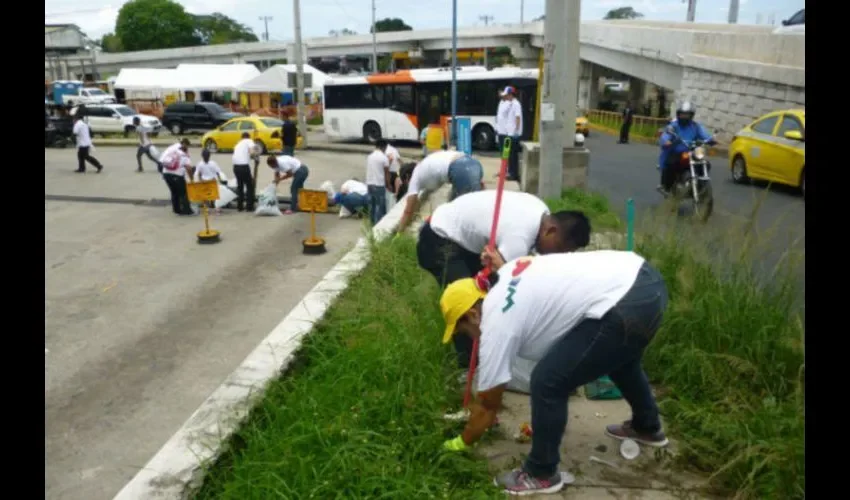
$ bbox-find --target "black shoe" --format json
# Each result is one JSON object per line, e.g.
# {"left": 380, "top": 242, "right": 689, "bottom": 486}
{"left": 74, "top": 169, "right": 85, "bottom": 173}
{"left": 96, "top": 166, "right": 103, "bottom": 173}
{"left": 137, "top": 167, "right": 144, "bottom": 173}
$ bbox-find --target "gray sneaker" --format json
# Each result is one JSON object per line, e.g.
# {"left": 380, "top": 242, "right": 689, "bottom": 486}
{"left": 605, "top": 420, "right": 669, "bottom": 447}
{"left": 493, "top": 469, "right": 564, "bottom": 496}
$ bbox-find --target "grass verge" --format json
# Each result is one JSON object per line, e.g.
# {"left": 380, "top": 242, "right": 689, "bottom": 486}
{"left": 551, "top": 188, "right": 804, "bottom": 499}
{"left": 194, "top": 237, "right": 503, "bottom": 499}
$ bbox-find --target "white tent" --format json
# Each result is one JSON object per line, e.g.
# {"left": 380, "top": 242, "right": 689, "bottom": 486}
{"left": 113, "top": 68, "right": 179, "bottom": 90}
{"left": 172, "top": 64, "right": 261, "bottom": 91}
{"left": 237, "top": 64, "right": 328, "bottom": 93}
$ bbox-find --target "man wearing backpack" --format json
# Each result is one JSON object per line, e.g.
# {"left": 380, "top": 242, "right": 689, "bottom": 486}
{"left": 159, "top": 138, "right": 194, "bottom": 216}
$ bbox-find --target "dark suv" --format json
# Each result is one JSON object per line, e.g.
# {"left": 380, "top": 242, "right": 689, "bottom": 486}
{"left": 161, "top": 101, "right": 243, "bottom": 135}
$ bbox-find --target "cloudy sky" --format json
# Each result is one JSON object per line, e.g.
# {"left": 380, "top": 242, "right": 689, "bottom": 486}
{"left": 45, "top": 0, "right": 804, "bottom": 41}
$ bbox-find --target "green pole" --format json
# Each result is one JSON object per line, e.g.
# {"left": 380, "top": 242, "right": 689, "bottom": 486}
{"left": 626, "top": 198, "right": 634, "bottom": 251}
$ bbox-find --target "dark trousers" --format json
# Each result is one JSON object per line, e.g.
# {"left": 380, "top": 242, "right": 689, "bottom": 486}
{"left": 661, "top": 155, "right": 679, "bottom": 190}
{"left": 289, "top": 165, "right": 309, "bottom": 213}
{"left": 523, "top": 262, "right": 667, "bottom": 478}
{"left": 367, "top": 185, "right": 387, "bottom": 225}
{"left": 416, "top": 222, "right": 483, "bottom": 368}
{"left": 136, "top": 145, "right": 160, "bottom": 170}
{"left": 499, "top": 134, "right": 521, "bottom": 180}
{"left": 388, "top": 172, "right": 399, "bottom": 194}
{"left": 163, "top": 174, "right": 192, "bottom": 215}
{"left": 76, "top": 146, "right": 103, "bottom": 172}
{"left": 233, "top": 164, "right": 254, "bottom": 211}
{"left": 337, "top": 192, "right": 369, "bottom": 215}
{"left": 282, "top": 145, "right": 295, "bottom": 156}
{"left": 619, "top": 122, "right": 632, "bottom": 143}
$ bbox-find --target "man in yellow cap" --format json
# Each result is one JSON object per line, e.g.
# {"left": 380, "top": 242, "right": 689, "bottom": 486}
{"left": 440, "top": 251, "right": 669, "bottom": 496}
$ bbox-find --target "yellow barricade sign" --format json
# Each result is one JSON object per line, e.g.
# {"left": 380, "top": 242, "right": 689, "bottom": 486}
{"left": 187, "top": 179, "right": 220, "bottom": 203}
{"left": 298, "top": 189, "right": 329, "bottom": 213}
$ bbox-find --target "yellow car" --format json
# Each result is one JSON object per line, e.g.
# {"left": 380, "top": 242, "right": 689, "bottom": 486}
{"left": 201, "top": 116, "right": 304, "bottom": 154}
{"left": 575, "top": 114, "right": 590, "bottom": 137}
{"left": 729, "top": 109, "right": 805, "bottom": 197}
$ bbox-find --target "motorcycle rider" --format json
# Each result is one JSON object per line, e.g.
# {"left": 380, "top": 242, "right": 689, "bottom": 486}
{"left": 657, "top": 102, "right": 714, "bottom": 195}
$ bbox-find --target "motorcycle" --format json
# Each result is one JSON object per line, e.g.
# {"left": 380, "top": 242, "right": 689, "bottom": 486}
{"left": 659, "top": 132, "right": 717, "bottom": 221}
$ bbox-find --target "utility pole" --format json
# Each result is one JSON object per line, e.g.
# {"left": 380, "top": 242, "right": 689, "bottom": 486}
{"left": 259, "top": 16, "right": 273, "bottom": 41}
{"left": 685, "top": 0, "right": 696, "bottom": 22}
{"left": 538, "top": 0, "right": 581, "bottom": 200}
{"left": 371, "top": 0, "right": 378, "bottom": 73}
{"left": 479, "top": 15, "right": 494, "bottom": 26}
{"left": 292, "top": 0, "right": 308, "bottom": 148}
{"left": 727, "top": 0, "right": 739, "bottom": 24}
{"left": 521, "top": 0, "right": 525, "bottom": 24}
{"left": 450, "top": 0, "right": 458, "bottom": 147}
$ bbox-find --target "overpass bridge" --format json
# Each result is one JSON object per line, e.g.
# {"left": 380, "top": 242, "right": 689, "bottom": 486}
{"left": 46, "top": 20, "right": 804, "bottom": 142}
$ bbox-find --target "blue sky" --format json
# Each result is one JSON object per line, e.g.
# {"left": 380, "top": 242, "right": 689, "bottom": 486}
{"left": 46, "top": 0, "right": 804, "bottom": 41}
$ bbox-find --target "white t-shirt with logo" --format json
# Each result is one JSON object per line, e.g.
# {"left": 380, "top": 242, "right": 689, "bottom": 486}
{"left": 430, "top": 190, "right": 549, "bottom": 263}
{"left": 495, "top": 99, "right": 509, "bottom": 136}
{"left": 194, "top": 160, "right": 223, "bottom": 182}
{"left": 476, "top": 251, "right": 646, "bottom": 392}
{"left": 72, "top": 120, "right": 92, "bottom": 148}
{"left": 274, "top": 155, "right": 302, "bottom": 174}
{"left": 406, "top": 150, "right": 464, "bottom": 198}
{"left": 504, "top": 99, "right": 523, "bottom": 137}
{"left": 365, "top": 150, "right": 390, "bottom": 187}
{"left": 340, "top": 179, "right": 368, "bottom": 196}
{"left": 160, "top": 143, "right": 191, "bottom": 177}
{"left": 384, "top": 144, "right": 401, "bottom": 173}
{"left": 232, "top": 138, "right": 255, "bottom": 165}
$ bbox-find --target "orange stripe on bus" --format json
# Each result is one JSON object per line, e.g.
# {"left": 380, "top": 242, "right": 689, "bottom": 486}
{"left": 405, "top": 113, "right": 419, "bottom": 131}
{"left": 366, "top": 70, "right": 415, "bottom": 84}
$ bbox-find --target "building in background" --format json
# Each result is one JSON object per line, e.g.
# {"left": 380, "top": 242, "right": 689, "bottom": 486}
{"left": 45, "top": 24, "right": 97, "bottom": 82}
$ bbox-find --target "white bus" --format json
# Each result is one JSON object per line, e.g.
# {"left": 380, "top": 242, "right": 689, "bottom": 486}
{"left": 323, "top": 67, "right": 539, "bottom": 150}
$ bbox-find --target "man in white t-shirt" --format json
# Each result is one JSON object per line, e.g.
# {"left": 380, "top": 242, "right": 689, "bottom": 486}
{"left": 72, "top": 113, "right": 103, "bottom": 173}
{"left": 417, "top": 190, "right": 591, "bottom": 368}
{"left": 194, "top": 149, "right": 226, "bottom": 213}
{"left": 495, "top": 89, "right": 509, "bottom": 166}
{"left": 384, "top": 142, "right": 402, "bottom": 196}
{"left": 232, "top": 132, "right": 259, "bottom": 212}
{"left": 159, "top": 138, "right": 194, "bottom": 215}
{"left": 333, "top": 179, "right": 370, "bottom": 218}
{"left": 501, "top": 86, "right": 524, "bottom": 181}
{"left": 133, "top": 116, "right": 160, "bottom": 173}
{"left": 439, "top": 252, "right": 669, "bottom": 495}
{"left": 365, "top": 140, "right": 391, "bottom": 225}
{"left": 396, "top": 150, "right": 485, "bottom": 233}
{"left": 267, "top": 154, "right": 310, "bottom": 214}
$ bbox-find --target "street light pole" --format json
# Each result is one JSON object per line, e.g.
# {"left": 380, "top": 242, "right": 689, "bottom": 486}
{"left": 728, "top": 0, "right": 739, "bottom": 24}
{"left": 371, "top": 0, "right": 378, "bottom": 73}
{"left": 258, "top": 16, "right": 273, "bottom": 41}
{"left": 450, "top": 0, "right": 458, "bottom": 147}
{"left": 685, "top": 0, "right": 697, "bottom": 22}
{"left": 292, "top": 0, "right": 308, "bottom": 148}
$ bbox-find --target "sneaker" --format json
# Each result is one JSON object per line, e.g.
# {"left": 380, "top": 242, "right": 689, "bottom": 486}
{"left": 283, "top": 209, "right": 294, "bottom": 215}
{"left": 605, "top": 420, "right": 669, "bottom": 448}
{"left": 494, "top": 469, "right": 564, "bottom": 496}
{"left": 96, "top": 166, "right": 103, "bottom": 173}
{"left": 137, "top": 167, "right": 143, "bottom": 173}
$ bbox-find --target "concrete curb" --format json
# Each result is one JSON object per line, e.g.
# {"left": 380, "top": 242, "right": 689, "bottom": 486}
{"left": 111, "top": 187, "right": 448, "bottom": 500}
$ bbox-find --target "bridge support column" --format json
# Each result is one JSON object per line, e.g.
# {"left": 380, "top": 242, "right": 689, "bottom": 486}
{"left": 520, "top": 142, "right": 589, "bottom": 195}
{"left": 509, "top": 45, "right": 539, "bottom": 69}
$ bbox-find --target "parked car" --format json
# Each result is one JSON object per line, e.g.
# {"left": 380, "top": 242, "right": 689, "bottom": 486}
{"left": 71, "top": 104, "right": 161, "bottom": 137}
{"left": 576, "top": 109, "right": 590, "bottom": 137}
{"left": 774, "top": 8, "right": 804, "bottom": 34}
{"left": 51, "top": 80, "right": 117, "bottom": 106}
{"left": 161, "top": 102, "right": 243, "bottom": 135}
{"left": 201, "top": 116, "right": 303, "bottom": 154}
{"left": 728, "top": 109, "right": 805, "bottom": 198}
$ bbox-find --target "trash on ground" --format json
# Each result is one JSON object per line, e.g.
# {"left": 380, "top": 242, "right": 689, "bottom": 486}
{"left": 620, "top": 439, "right": 640, "bottom": 460}
{"left": 443, "top": 408, "right": 470, "bottom": 422}
{"left": 594, "top": 412, "right": 607, "bottom": 419}
{"left": 513, "top": 423, "right": 533, "bottom": 443}
{"left": 594, "top": 444, "right": 608, "bottom": 453}
{"left": 585, "top": 375, "right": 623, "bottom": 400}
{"left": 590, "top": 455, "right": 620, "bottom": 469}
{"left": 255, "top": 184, "right": 281, "bottom": 216}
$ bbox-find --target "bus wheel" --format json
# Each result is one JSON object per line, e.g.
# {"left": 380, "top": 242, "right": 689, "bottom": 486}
{"left": 362, "top": 121, "right": 382, "bottom": 143}
{"left": 472, "top": 124, "right": 496, "bottom": 151}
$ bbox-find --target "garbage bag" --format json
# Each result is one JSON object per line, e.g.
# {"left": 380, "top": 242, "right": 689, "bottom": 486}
{"left": 385, "top": 189, "right": 396, "bottom": 212}
{"left": 255, "top": 183, "right": 281, "bottom": 216}
{"left": 215, "top": 185, "right": 238, "bottom": 209}
{"left": 319, "top": 180, "right": 336, "bottom": 202}
{"left": 149, "top": 145, "right": 160, "bottom": 159}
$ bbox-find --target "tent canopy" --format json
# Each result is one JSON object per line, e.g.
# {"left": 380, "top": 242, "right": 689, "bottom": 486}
{"left": 237, "top": 64, "right": 328, "bottom": 93}
{"left": 172, "top": 64, "right": 261, "bottom": 91}
{"left": 113, "top": 68, "right": 178, "bottom": 90}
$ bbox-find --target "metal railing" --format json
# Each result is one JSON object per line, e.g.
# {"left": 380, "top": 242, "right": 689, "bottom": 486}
{"left": 584, "top": 109, "right": 668, "bottom": 140}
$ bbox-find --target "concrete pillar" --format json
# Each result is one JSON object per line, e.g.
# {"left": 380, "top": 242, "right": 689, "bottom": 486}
{"left": 233, "top": 54, "right": 245, "bottom": 64}
{"left": 588, "top": 65, "right": 600, "bottom": 110}
{"left": 510, "top": 45, "right": 539, "bottom": 69}
{"left": 520, "top": 142, "right": 589, "bottom": 195}
{"left": 628, "top": 79, "right": 646, "bottom": 108}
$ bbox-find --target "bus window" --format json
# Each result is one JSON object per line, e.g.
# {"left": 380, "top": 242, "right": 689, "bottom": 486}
{"left": 325, "top": 84, "right": 366, "bottom": 109}
{"left": 390, "top": 84, "right": 415, "bottom": 114}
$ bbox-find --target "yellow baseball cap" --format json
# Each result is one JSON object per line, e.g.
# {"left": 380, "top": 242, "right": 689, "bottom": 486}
{"left": 440, "top": 278, "right": 487, "bottom": 344}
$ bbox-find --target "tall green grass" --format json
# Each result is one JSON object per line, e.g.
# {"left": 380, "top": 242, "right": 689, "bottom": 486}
{"left": 194, "top": 238, "right": 503, "bottom": 499}
{"left": 550, "top": 188, "right": 805, "bottom": 499}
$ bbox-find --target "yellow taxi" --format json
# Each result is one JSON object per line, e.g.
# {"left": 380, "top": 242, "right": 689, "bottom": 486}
{"left": 728, "top": 109, "right": 805, "bottom": 197}
{"left": 201, "top": 116, "right": 304, "bottom": 154}
{"left": 575, "top": 112, "right": 590, "bottom": 137}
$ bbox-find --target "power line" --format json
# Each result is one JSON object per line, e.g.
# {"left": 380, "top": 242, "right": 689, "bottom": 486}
{"left": 258, "top": 15, "right": 273, "bottom": 41}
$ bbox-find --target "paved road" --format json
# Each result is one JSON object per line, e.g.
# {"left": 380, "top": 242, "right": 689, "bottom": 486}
{"left": 45, "top": 148, "right": 373, "bottom": 500}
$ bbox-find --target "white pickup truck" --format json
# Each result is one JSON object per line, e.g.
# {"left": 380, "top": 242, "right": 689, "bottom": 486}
{"left": 62, "top": 87, "right": 117, "bottom": 107}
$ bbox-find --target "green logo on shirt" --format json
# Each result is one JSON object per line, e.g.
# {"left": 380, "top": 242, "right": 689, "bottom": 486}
{"left": 501, "top": 257, "right": 533, "bottom": 313}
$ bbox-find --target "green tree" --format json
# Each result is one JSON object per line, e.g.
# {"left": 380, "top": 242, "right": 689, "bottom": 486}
{"left": 193, "top": 13, "right": 258, "bottom": 45}
{"left": 603, "top": 6, "right": 644, "bottom": 19}
{"left": 99, "top": 33, "right": 124, "bottom": 53}
{"left": 371, "top": 18, "right": 413, "bottom": 33}
{"left": 115, "top": 0, "right": 199, "bottom": 51}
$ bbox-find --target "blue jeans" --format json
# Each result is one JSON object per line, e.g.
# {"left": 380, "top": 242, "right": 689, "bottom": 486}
{"left": 523, "top": 262, "right": 668, "bottom": 478}
{"left": 367, "top": 185, "right": 387, "bottom": 225}
{"left": 337, "top": 192, "right": 369, "bottom": 215}
{"left": 290, "top": 165, "right": 309, "bottom": 213}
{"left": 447, "top": 156, "right": 483, "bottom": 200}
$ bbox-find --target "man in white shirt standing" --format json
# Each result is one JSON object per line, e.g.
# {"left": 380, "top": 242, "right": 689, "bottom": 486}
{"left": 159, "top": 138, "right": 194, "bottom": 215}
{"left": 266, "top": 154, "right": 310, "bottom": 214}
{"left": 365, "top": 139, "right": 391, "bottom": 225}
{"left": 384, "top": 141, "right": 402, "bottom": 197}
{"left": 72, "top": 112, "right": 103, "bottom": 173}
{"left": 396, "top": 150, "right": 485, "bottom": 233}
{"left": 194, "top": 149, "right": 225, "bottom": 214}
{"left": 501, "top": 86, "right": 523, "bottom": 182}
{"left": 495, "top": 89, "right": 509, "bottom": 163}
{"left": 439, "top": 251, "right": 669, "bottom": 495}
{"left": 133, "top": 116, "right": 160, "bottom": 173}
{"left": 232, "top": 132, "right": 258, "bottom": 212}
{"left": 417, "top": 190, "right": 591, "bottom": 368}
